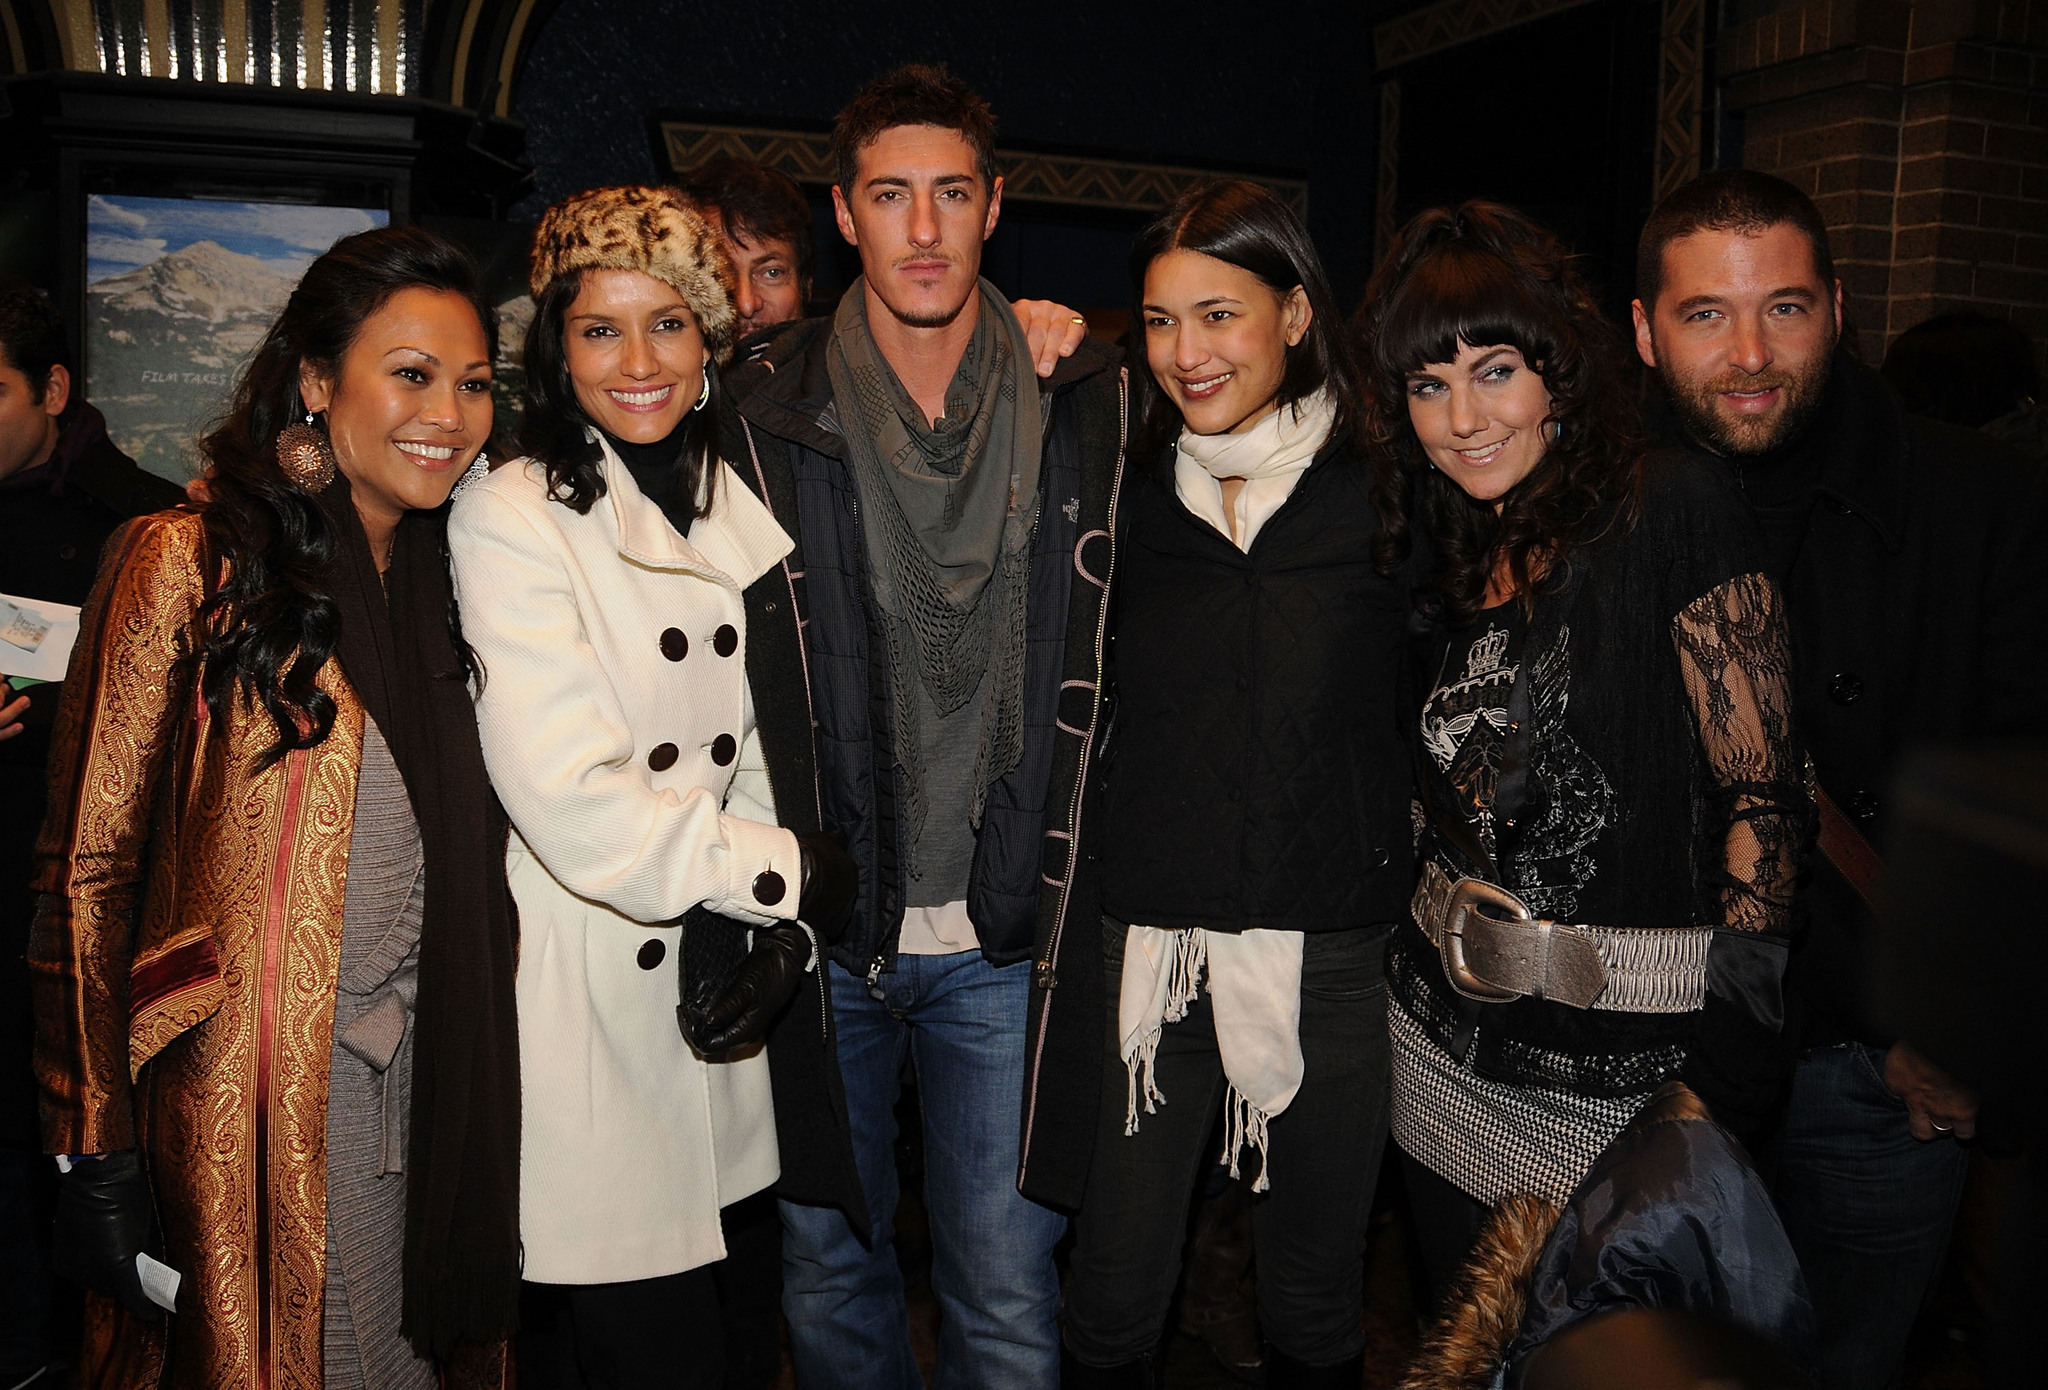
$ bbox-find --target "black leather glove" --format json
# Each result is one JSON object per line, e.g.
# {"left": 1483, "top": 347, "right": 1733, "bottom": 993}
{"left": 796, "top": 833, "right": 856, "bottom": 941}
{"left": 1682, "top": 928, "right": 1798, "bottom": 1149}
{"left": 53, "top": 1150, "right": 162, "bottom": 1322}
{"left": 696, "top": 924, "right": 815, "bottom": 1054}
{"left": 1682, "top": 991, "right": 1797, "bottom": 1150}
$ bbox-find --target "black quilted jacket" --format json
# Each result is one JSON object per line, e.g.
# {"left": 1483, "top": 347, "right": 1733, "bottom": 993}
{"left": 1018, "top": 434, "right": 1414, "bottom": 1209}
{"left": 1098, "top": 439, "right": 1414, "bottom": 931}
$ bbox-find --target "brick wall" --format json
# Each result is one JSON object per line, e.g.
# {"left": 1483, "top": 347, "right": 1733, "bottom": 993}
{"left": 1719, "top": 0, "right": 2048, "bottom": 365}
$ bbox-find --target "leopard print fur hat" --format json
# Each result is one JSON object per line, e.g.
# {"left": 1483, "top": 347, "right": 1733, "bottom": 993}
{"left": 529, "top": 184, "right": 739, "bottom": 362}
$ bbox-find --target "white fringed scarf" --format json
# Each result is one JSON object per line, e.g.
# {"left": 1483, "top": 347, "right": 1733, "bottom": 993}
{"left": 1116, "top": 392, "right": 1334, "bottom": 1192}
{"left": 1172, "top": 389, "right": 1334, "bottom": 550}
{"left": 1119, "top": 926, "right": 1306, "bottom": 1191}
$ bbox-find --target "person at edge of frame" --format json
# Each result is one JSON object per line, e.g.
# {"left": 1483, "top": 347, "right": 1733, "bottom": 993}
{"left": 0, "top": 276, "right": 185, "bottom": 1387}
{"left": 29, "top": 226, "right": 522, "bottom": 1388}
{"left": 672, "top": 152, "right": 1093, "bottom": 364}
{"left": 714, "top": 62, "right": 1127, "bottom": 1388}
{"left": 1044, "top": 178, "right": 1414, "bottom": 1388}
{"left": 1631, "top": 168, "right": 2048, "bottom": 1390}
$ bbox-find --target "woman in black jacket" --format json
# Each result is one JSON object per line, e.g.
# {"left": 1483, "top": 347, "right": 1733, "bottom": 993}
{"left": 1058, "top": 181, "right": 1414, "bottom": 1387}
{"left": 1355, "top": 202, "right": 1808, "bottom": 1302}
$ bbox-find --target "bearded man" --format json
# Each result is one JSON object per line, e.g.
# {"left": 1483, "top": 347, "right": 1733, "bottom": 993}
{"left": 1632, "top": 169, "right": 2048, "bottom": 1390}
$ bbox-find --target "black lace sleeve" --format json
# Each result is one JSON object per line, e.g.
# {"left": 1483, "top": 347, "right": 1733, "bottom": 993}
{"left": 1669, "top": 571, "right": 1807, "bottom": 935}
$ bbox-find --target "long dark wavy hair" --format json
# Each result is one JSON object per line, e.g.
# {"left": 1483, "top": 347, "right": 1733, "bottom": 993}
{"left": 1356, "top": 202, "right": 1646, "bottom": 628}
{"left": 1128, "top": 180, "right": 1366, "bottom": 467}
{"left": 518, "top": 266, "right": 723, "bottom": 518}
{"left": 195, "top": 225, "right": 496, "bottom": 762}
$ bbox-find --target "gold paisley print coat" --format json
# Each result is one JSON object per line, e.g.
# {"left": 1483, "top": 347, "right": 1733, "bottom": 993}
{"left": 30, "top": 508, "right": 371, "bottom": 1389}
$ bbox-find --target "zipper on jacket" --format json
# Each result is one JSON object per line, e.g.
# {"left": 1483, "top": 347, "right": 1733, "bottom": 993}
{"left": 1020, "top": 367, "right": 1128, "bottom": 1178}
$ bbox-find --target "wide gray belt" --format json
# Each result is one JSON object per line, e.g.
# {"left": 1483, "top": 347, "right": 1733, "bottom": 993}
{"left": 1409, "top": 861, "right": 1711, "bottom": 1013}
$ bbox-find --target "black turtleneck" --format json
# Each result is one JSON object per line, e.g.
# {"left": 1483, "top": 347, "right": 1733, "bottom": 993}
{"left": 1730, "top": 426, "right": 1824, "bottom": 588}
{"left": 605, "top": 427, "right": 694, "bottom": 538}
{"left": 1647, "top": 363, "right": 1835, "bottom": 588}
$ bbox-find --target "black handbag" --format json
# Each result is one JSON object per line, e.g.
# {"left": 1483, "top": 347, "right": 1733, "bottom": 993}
{"left": 675, "top": 905, "right": 754, "bottom": 1055}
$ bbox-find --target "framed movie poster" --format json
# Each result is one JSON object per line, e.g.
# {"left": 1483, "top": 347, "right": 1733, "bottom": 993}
{"left": 85, "top": 194, "right": 389, "bottom": 483}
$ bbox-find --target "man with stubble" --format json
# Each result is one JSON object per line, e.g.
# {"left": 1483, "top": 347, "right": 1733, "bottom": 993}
{"left": 675, "top": 153, "right": 1091, "bottom": 363}
{"left": 1632, "top": 169, "right": 2047, "bottom": 1390}
{"left": 719, "top": 65, "right": 1126, "bottom": 1387}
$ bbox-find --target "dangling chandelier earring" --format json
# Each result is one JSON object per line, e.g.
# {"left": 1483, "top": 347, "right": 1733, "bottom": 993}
{"left": 276, "top": 410, "right": 337, "bottom": 490}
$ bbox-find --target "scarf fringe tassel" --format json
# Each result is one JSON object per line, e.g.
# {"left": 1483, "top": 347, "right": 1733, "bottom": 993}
{"left": 1123, "top": 930, "right": 1208, "bottom": 1136}
{"left": 1119, "top": 931, "right": 1278, "bottom": 1193}
{"left": 1221, "top": 1085, "right": 1274, "bottom": 1194}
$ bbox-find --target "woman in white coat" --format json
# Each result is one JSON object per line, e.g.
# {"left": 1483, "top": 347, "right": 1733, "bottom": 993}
{"left": 447, "top": 186, "right": 855, "bottom": 1389}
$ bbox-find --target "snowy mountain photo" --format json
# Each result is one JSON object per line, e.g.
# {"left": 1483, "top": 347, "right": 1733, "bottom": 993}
{"left": 85, "top": 195, "right": 387, "bottom": 482}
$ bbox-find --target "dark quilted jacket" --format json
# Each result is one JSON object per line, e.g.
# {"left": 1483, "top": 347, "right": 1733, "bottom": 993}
{"left": 721, "top": 319, "right": 1128, "bottom": 980}
{"left": 1098, "top": 440, "right": 1414, "bottom": 932}
{"left": 1019, "top": 435, "right": 1416, "bottom": 1211}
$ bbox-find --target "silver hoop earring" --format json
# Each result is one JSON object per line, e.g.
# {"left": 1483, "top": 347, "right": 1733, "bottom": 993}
{"left": 693, "top": 371, "right": 711, "bottom": 412}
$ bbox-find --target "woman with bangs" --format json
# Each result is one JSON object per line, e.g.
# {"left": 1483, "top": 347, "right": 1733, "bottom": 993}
{"left": 1354, "top": 203, "right": 1808, "bottom": 1296}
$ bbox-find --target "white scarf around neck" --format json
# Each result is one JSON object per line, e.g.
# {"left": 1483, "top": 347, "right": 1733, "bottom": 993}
{"left": 1173, "top": 388, "right": 1336, "bottom": 552}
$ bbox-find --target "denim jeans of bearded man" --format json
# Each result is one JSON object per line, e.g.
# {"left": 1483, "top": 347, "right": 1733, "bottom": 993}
{"left": 1773, "top": 1041, "right": 1970, "bottom": 1390}
{"left": 779, "top": 952, "right": 1065, "bottom": 1389}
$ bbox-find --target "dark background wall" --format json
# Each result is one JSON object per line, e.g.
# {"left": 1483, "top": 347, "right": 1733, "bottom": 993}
{"left": 512, "top": 0, "right": 1391, "bottom": 310}
{"left": 508, "top": 0, "right": 1670, "bottom": 318}
{"left": 1382, "top": 0, "right": 1664, "bottom": 321}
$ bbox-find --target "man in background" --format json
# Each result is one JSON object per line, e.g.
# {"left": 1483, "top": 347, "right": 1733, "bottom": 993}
{"left": 0, "top": 277, "right": 182, "bottom": 1387}
{"left": 675, "top": 155, "right": 817, "bottom": 338}
{"left": 1632, "top": 171, "right": 2047, "bottom": 1390}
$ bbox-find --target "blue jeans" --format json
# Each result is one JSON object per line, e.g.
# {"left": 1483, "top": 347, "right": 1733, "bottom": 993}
{"left": 1774, "top": 1042, "right": 1969, "bottom": 1390}
{"left": 780, "top": 955, "right": 1064, "bottom": 1389}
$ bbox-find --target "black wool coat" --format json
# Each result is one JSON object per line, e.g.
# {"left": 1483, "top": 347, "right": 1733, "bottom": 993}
{"left": 1097, "top": 438, "right": 1413, "bottom": 933}
{"left": 1018, "top": 432, "right": 1416, "bottom": 1212}
{"left": 1657, "top": 352, "right": 2048, "bottom": 1050}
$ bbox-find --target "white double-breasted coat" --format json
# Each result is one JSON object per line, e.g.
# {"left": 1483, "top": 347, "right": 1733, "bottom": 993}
{"left": 448, "top": 437, "right": 803, "bottom": 1283}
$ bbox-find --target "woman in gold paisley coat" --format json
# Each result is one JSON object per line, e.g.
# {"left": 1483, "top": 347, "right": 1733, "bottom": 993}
{"left": 28, "top": 226, "right": 521, "bottom": 1389}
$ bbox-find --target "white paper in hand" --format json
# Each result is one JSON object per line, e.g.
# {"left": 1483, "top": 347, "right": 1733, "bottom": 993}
{"left": 0, "top": 592, "right": 81, "bottom": 682}
{"left": 0, "top": 599, "right": 50, "bottom": 651}
{"left": 136, "top": 1251, "right": 180, "bottom": 1312}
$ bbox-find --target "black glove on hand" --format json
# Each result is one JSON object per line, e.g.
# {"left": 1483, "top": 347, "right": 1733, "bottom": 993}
{"left": 1682, "top": 928, "right": 1797, "bottom": 1148}
{"left": 1682, "top": 991, "right": 1796, "bottom": 1150}
{"left": 53, "top": 1150, "right": 162, "bottom": 1322}
{"left": 696, "top": 924, "right": 815, "bottom": 1054}
{"left": 795, "top": 833, "right": 856, "bottom": 940}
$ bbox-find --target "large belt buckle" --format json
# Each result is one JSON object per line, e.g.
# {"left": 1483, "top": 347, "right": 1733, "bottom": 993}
{"left": 1442, "top": 876, "right": 1535, "bottom": 1004}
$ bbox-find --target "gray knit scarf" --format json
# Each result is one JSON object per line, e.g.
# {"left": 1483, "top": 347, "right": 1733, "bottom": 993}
{"left": 827, "top": 277, "right": 1041, "bottom": 876}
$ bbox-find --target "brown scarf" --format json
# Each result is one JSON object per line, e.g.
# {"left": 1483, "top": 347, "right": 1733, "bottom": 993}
{"left": 315, "top": 478, "right": 521, "bottom": 1357}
